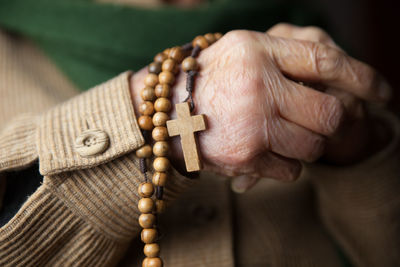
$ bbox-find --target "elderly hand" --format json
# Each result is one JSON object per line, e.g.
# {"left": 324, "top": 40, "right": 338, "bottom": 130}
{"left": 131, "top": 27, "right": 391, "bottom": 192}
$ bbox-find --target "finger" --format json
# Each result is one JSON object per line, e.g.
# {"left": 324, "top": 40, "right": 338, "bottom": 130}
{"left": 325, "top": 87, "right": 365, "bottom": 121}
{"left": 231, "top": 175, "right": 260, "bottom": 193}
{"left": 232, "top": 150, "right": 304, "bottom": 193}
{"left": 267, "top": 23, "right": 298, "bottom": 38}
{"left": 269, "top": 37, "right": 392, "bottom": 102}
{"left": 269, "top": 118, "right": 326, "bottom": 162}
{"left": 202, "top": 148, "right": 301, "bottom": 181}
{"left": 267, "top": 23, "right": 341, "bottom": 50}
{"left": 277, "top": 79, "right": 346, "bottom": 136}
{"left": 250, "top": 152, "right": 302, "bottom": 181}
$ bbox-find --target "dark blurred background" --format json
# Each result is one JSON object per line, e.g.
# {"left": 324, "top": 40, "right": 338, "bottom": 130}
{"left": 297, "top": 0, "right": 399, "bottom": 114}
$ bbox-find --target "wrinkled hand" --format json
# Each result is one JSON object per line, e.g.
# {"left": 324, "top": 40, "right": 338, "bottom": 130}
{"left": 131, "top": 26, "right": 392, "bottom": 192}
{"left": 266, "top": 23, "right": 391, "bottom": 166}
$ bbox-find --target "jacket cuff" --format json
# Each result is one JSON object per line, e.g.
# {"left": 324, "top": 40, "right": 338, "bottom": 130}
{"left": 42, "top": 154, "right": 196, "bottom": 241}
{"left": 35, "top": 71, "right": 197, "bottom": 241}
{"left": 0, "top": 71, "right": 197, "bottom": 242}
{"left": 37, "top": 71, "right": 144, "bottom": 176}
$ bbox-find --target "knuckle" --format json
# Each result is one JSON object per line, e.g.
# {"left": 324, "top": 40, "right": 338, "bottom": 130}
{"left": 224, "top": 30, "right": 253, "bottom": 43}
{"left": 284, "top": 160, "right": 302, "bottom": 181}
{"left": 320, "top": 96, "right": 346, "bottom": 135}
{"left": 313, "top": 43, "right": 343, "bottom": 78}
{"left": 274, "top": 22, "right": 294, "bottom": 29}
{"left": 304, "top": 135, "right": 326, "bottom": 162}
{"left": 359, "top": 65, "right": 379, "bottom": 93}
{"left": 303, "top": 26, "right": 329, "bottom": 41}
{"left": 227, "top": 148, "right": 255, "bottom": 167}
{"left": 267, "top": 23, "right": 294, "bottom": 34}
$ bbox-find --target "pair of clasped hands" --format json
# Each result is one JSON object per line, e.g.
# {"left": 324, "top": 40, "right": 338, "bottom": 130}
{"left": 132, "top": 23, "right": 392, "bottom": 192}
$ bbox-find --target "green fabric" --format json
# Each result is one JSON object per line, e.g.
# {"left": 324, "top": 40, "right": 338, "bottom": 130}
{"left": 0, "top": 0, "right": 320, "bottom": 90}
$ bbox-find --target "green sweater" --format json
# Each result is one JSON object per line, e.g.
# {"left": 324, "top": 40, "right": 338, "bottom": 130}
{"left": 0, "top": 0, "right": 320, "bottom": 90}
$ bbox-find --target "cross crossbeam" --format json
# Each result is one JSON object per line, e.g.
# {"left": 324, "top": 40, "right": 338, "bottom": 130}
{"left": 166, "top": 102, "right": 206, "bottom": 172}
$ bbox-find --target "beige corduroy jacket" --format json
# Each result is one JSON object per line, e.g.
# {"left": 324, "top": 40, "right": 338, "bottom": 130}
{"left": 1, "top": 30, "right": 400, "bottom": 267}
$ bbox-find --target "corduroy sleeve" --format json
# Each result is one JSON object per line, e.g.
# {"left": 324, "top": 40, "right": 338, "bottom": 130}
{"left": 0, "top": 72, "right": 195, "bottom": 266}
{"left": 308, "top": 110, "right": 400, "bottom": 267}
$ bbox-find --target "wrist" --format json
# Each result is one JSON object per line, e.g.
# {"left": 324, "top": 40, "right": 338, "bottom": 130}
{"left": 130, "top": 40, "right": 214, "bottom": 175}
{"left": 130, "top": 68, "right": 188, "bottom": 174}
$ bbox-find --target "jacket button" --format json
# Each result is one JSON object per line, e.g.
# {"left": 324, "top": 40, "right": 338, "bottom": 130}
{"left": 75, "top": 129, "right": 109, "bottom": 157}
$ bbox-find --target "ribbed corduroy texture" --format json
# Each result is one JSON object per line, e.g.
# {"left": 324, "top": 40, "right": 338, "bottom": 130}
{"left": 37, "top": 71, "right": 144, "bottom": 176}
{"left": 310, "top": 111, "right": 400, "bottom": 267}
{"left": 43, "top": 152, "right": 195, "bottom": 242}
{"left": 0, "top": 114, "right": 37, "bottom": 171}
{"left": 234, "top": 179, "right": 343, "bottom": 267}
{"left": 0, "top": 186, "right": 124, "bottom": 266}
{"left": 157, "top": 173, "right": 235, "bottom": 267}
{"left": 1, "top": 27, "right": 400, "bottom": 267}
{"left": 0, "top": 31, "right": 78, "bottom": 129}
{"left": 0, "top": 30, "right": 196, "bottom": 266}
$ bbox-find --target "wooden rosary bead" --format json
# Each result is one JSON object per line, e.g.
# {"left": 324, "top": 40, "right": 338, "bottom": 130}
{"left": 152, "top": 112, "right": 169, "bottom": 127}
{"left": 168, "top": 46, "right": 184, "bottom": 63}
{"left": 148, "top": 62, "right": 162, "bottom": 74}
{"left": 204, "top": 33, "right": 216, "bottom": 44}
{"left": 139, "top": 101, "right": 154, "bottom": 116}
{"left": 214, "top": 32, "right": 223, "bottom": 40}
{"left": 156, "top": 200, "right": 166, "bottom": 213}
{"left": 139, "top": 213, "right": 156, "bottom": 229}
{"left": 153, "top": 141, "right": 169, "bottom": 157}
{"left": 163, "top": 48, "right": 170, "bottom": 56}
{"left": 141, "top": 87, "right": 156, "bottom": 101}
{"left": 182, "top": 56, "right": 198, "bottom": 72}
{"left": 144, "top": 243, "right": 160, "bottom": 257}
{"left": 192, "top": 35, "right": 209, "bottom": 49}
{"left": 144, "top": 74, "right": 159, "bottom": 88}
{"left": 138, "top": 115, "right": 154, "bottom": 131}
{"left": 152, "top": 126, "right": 169, "bottom": 141}
{"left": 141, "top": 228, "right": 158, "bottom": 244}
{"left": 138, "top": 198, "right": 154, "bottom": 213}
{"left": 158, "top": 71, "right": 175, "bottom": 85}
{"left": 138, "top": 182, "right": 155, "bottom": 198}
{"left": 161, "top": 59, "right": 176, "bottom": 72}
{"left": 154, "top": 52, "right": 167, "bottom": 63}
{"left": 154, "top": 84, "right": 170, "bottom": 98}
{"left": 136, "top": 144, "right": 152, "bottom": 158}
{"left": 137, "top": 35, "right": 220, "bottom": 265}
{"left": 152, "top": 172, "right": 167, "bottom": 187}
{"left": 153, "top": 157, "right": 170, "bottom": 172}
{"left": 142, "top": 257, "right": 163, "bottom": 267}
{"left": 154, "top": 98, "right": 171, "bottom": 112}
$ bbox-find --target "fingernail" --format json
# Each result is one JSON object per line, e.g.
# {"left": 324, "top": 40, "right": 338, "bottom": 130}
{"left": 231, "top": 176, "right": 250, "bottom": 193}
{"left": 378, "top": 79, "right": 392, "bottom": 101}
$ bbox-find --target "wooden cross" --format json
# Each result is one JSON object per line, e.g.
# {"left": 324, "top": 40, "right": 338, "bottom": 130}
{"left": 166, "top": 102, "right": 206, "bottom": 172}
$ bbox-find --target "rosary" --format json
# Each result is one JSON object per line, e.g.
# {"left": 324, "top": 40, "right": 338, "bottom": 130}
{"left": 135, "top": 33, "right": 223, "bottom": 267}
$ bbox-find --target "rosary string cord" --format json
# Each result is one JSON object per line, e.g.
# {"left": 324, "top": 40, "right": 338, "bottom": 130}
{"left": 139, "top": 158, "right": 148, "bottom": 182}
{"left": 136, "top": 34, "right": 222, "bottom": 266}
{"left": 184, "top": 70, "right": 197, "bottom": 111}
{"left": 182, "top": 42, "right": 193, "bottom": 52}
{"left": 191, "top": 45, "right": 201, "bottom": 57}
{"left": 182, "top": 45, "right": 201, "bottom": 112}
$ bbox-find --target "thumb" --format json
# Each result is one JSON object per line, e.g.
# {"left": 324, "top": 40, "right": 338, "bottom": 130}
{"left": 231, "top": 175, "right": 260, "bottom": 193}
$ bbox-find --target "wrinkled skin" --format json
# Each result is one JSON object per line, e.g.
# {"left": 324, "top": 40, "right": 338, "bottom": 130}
{"left": 131, "top": 25, "right": 392, "bottom": 191}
